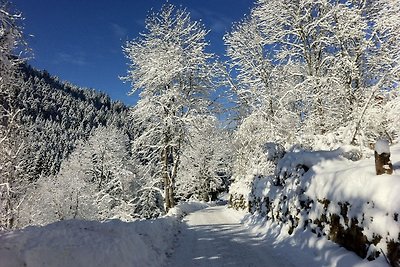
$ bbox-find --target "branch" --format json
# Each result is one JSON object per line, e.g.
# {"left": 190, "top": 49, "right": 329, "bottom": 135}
{"left": 350, "top": 65, "right": 399, "bottom": 144}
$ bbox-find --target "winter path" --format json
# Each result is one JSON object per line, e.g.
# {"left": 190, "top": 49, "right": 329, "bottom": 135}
{"left": 166, "top": 205, "right": 294, "bottom": 267}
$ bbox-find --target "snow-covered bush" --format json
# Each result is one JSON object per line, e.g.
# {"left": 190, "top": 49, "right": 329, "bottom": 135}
{"left": 132, "top": 187, "right": 164, "bottom": 219}
{"left": 229, "top": 113, "right": 286, "bottom": 210}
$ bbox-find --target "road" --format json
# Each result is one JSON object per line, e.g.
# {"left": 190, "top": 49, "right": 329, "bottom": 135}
{"left": 166, "top": 205, "right": 294, "bottom": 267}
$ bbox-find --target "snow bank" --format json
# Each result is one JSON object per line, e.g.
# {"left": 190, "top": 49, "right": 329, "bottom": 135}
{"left": 306, "top": 155, "right": 399, "bottom": 239}
{"left": 234, "top": 141, "right": 400, "bottom": 265}
{"left": 167, "top": 201, "right": 209, "bottom": 218}
{"left": 303, "top": 148, "right": 399, "bottom": 260}
{"left": 0, "top": 202, "right": 208, "bottom": 267}
{"left": 241, "top": 214, "right": 390, "bottom": 267}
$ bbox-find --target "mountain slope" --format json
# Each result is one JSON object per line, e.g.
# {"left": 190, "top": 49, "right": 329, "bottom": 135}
{"left": 12, "top": 64, "right": 133, "bottom": 180}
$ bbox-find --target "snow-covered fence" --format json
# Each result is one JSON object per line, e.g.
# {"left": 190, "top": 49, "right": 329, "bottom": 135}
{"left": 375, "top": 139, "right": 393, "bottom": 175}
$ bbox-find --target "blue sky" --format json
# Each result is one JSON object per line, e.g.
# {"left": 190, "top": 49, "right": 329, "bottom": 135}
{"left": 13, "top": 0, "right": 254, "bottom": 106}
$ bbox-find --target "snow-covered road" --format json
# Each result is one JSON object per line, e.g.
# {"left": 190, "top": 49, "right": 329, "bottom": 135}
{"left": 166, "top": 205, "right": 294, "bottom": 267}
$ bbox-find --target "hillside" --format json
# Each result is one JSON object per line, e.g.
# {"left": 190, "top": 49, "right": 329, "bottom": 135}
{"left": 10, "top": 64, "right": 133, "bottom": 180}
{"left": 1, "top": 64, "right": 135, "bottom": 230}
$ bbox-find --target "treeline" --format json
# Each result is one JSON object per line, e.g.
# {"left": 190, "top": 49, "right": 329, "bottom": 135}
{"left": 14, "top": 64, "right": 132, "bottom": 180}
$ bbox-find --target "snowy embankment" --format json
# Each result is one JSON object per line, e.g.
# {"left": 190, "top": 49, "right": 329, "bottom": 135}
{"left": 230, "top": 142, "right": 400, "bottom": 266}
{"left": 0, "top": 202, "right": 208, "bottom": 267}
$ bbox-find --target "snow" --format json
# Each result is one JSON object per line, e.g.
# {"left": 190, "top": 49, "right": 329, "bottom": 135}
{"left": 232, "top": 139, "right": 400, "bottom": 265}
{"left": 241, "top": 213, "right": 389, "bottom": 267}
{"left": 304, "top": 142, "right": 400, "bottom": 246}
{"left": 0, "top": 199, "right": 395, "bottom": 267}
{"left": 167, "top": 201, "right": 210, "bottom": 218}
{"left": 0, "top": 202, "right": 208, "bottom": 267}
{"left": 167, "top": 205, "right": 291, "bottom": 267}
{"left": 276, "top": 148, "right": 344, "bottom": 178}
{"left": 168, "top": 205, "right": 388, "bottom": 267}
{"left": 375, "top": 139, "right": 391, "bottom": 155}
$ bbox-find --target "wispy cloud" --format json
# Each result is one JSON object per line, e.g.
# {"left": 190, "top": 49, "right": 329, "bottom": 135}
{"left": 111, "top": 23, "right": 128, "bottom": 39}
{"left": 54, "top": 51, "right": 88, "bottom": 66}
{"left": 190, "top": 7, "right": 233, "bottom": 34}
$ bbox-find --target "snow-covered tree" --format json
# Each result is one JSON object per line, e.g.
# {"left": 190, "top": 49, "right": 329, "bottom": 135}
{"left": 0, "top": 76, "right": 28, "bottom": 230}
{"left": 224, "top": 13, "right": 274, "bottom": 117}
{"left": 230, "top": 112, "right": 279, "bottom": 186}
{"left": 226, "top": 0, "right": 399, "bottom": 149}
{"left": 250, "top": 0, "right": 361, "bottom": 138}
{"left": 0, "top": 0, "right": 24, "bottom": 73}
{"left": 18, "top": 126, "right": 135, "bottom": 226}
{"left": 123, "top": 4, "right": 217, "bottom": 212}
{"left": 176, "top": 116, "right": 232, "bottom": 202}
{"left": 0, "top": 0, "right": 27, "bottom": 230}
{"left": 224, "top": 11, "right": 301, "bottom": 146}
{"left": 80, "top": 126, "right": 134, "bottom": 221}
{"left": 348, "top": 0, "right": 400, "bottom": 145}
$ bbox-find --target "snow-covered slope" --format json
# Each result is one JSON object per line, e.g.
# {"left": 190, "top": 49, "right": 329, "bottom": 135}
{"left": 0, "top": 202, "right": 208, "bottom": 267}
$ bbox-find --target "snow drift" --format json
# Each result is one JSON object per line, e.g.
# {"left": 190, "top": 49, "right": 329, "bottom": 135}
{"left": 0, "top": 202, "right": 208, "bottom": 267}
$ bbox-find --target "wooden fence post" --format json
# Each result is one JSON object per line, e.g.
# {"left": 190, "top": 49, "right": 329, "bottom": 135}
{"left": 374, "top": 139, "right": 393, "bottom": 175}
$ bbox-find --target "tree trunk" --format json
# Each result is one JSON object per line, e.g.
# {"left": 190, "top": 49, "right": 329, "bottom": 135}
{"left": 168, "top": 186, "right": 174, "bottom": 209}
{"left": 162, "top": 146, "right": 171, "bottom": 211}
{"left": 375, "top": 151, "right": 393, "bottom": 175}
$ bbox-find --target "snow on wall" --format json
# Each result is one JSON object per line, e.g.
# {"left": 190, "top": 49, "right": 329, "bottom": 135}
{"left": 232, "top": 141, "right": 400, "bottom": 265}
{"left": 304, "top": 148, "right": 400, "bottom": 261}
